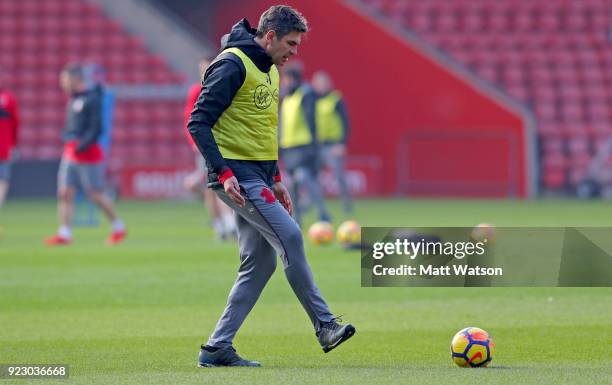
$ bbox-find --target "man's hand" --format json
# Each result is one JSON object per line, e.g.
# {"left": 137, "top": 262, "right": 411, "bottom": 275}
{"left": 331, "top": 144, "right": 346, "bottom": 157}
{"left": 273, "top": 182, "right": 293, "bottom": 216}
{"left": 224, "top": 176, "right": 245, "bottom": 207}
{"left": 74, "top": 140, "right": 86, "bottom": 154}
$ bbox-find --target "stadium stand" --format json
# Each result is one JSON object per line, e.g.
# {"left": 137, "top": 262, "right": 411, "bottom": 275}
{"left": 0, "top": 0, "right": 190, "bottom": 170}
{"left": 363, "top": 0, "right": 612, "bottom": 190}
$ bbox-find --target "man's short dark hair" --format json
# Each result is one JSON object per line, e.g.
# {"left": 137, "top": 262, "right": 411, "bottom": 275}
{"left": 256, "top": 5, "right": 308, "bottom": 39}
{"left": 62, "top": 63, "right": 84, "bottom": 81}
{"left": 284, "top": 66, "right": 302, "bottom": 83}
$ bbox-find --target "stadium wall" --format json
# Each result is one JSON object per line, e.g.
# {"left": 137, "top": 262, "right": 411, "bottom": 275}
{"left": 211, "top": 0, "right": 536, "bottom": 197}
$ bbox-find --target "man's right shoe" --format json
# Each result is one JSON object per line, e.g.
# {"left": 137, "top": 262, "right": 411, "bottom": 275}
{"left": 197, "top": 345, "right": 261, "bottom": 368}
{"left": 107, "top": 229, "right": 127, "bottom": 245}
{"left": 317, "top": 318, "right": 356, "bottom": 353}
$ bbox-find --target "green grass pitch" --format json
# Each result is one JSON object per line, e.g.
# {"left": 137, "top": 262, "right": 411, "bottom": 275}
{"left": 1, "top": 199, "right": 612, "bottom": 384}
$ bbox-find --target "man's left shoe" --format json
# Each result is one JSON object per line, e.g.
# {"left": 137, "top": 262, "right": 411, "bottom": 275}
{"left": 198, "top": 345, "right": 261, "bottom": 367}
{"left": 45, "top": 235, "right": 72, "bottom": 246}
{"left": 317, "top": 318, "right": 356, "bottom": 353}
{"left": 107, "top": 230, "right": 127, "bottom": 245}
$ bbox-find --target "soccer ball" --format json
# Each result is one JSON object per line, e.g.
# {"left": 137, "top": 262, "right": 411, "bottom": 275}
{"left": 470, "top": 223, "right": 496, "bottom": 243}
{"left": 336, "top": 220, "right": 361, "bottom": 247}
{"left": 450, "top": 327, "right": 495, "bottom": 367}
{"left": 307, "top": 221, "right": 334, "bottom": 245}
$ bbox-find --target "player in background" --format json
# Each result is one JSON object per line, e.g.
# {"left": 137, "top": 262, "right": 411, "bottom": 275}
{"left": 45, "top": 64, "right": 126, "bottom": 246}
{"left": 70, "top": 62, "right": 116, "bottom": 226}
{"left": 280, "top": 65, "right": 331, "bottom": 226}
{"left": 188, "top": 6, "right": 355, "bottom": 367}
{"left": 184, "top": 58, "right": 237, "bottom": 240}
{"left": 312, "top": 70, "right": 352, "bottom": 215}
{"left": 0, "top": 80, "right": 19, "bottom": 210}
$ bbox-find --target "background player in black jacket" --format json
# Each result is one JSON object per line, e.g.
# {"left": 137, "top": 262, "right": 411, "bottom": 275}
{"left": 46, "top": 64, "right": 126, "bottom": 246}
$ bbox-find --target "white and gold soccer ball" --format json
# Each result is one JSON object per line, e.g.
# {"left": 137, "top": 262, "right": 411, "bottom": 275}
{"left": 451, "top": 327, "right": 495, "bottom": 367}
{"left": 336, "top": 220, "right": 361, "bottom": 247}
{"left": 307, "top": 221, "right": 334, "bottom": 245}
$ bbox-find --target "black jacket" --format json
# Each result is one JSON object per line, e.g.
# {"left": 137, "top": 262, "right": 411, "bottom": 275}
{"left": 62, "top": 88, "right": 102, "bottom": 152}
{"left": 187, "top": 19, "right": 279, "bottom": 186}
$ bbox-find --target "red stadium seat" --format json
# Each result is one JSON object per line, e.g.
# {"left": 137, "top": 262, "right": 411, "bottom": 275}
{"left": 586, "top": 102, "right": 609, "bottom": 122}
{"left": 543, "top": 168, "right": 566, "bottom": 189}
{"left": 569, "top": 164, "right": 590, "bottom": 185}
{"left": 542, "top": 152, "right": 567, "bottom": 168}
{"left": 592, "top": 134, "right": 612, "bottom": 152}
{"left": 567, "top": 136, "right": 590, "bottom": 155}
{"left": 535, "top": 102, "right": 557, "bottom": 121}
{"left": 506, "top": 85, "right": 529, "bottom": 101}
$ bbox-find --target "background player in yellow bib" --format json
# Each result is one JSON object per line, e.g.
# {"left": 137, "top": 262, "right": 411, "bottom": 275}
{"left": 188, "top": 5, "right": 355, "bottom": 368}
{"left": 312, "top": 70, "right": 353, "bottom": 215}
{"left": 280, "top": 65, "right": 332, "bottom": 226}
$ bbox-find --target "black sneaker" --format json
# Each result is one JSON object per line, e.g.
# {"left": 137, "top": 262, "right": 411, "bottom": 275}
{"left": 317, "top": 318, "right": 356, "bottom": 353}
{"left": 197, "top": 345, "right": 261, "bottom": 367}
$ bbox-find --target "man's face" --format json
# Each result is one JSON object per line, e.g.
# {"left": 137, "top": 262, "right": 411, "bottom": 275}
{"left": 60, "top": 71, "right": 84, "bottom": 94}
{"left": 59, "top": 72, "right": 73, "bottom": 94}
{"left": 266, "top": 30, "right": 302, "bottom": 67}
{"left": 281, "top": 72, "right": 300, "bottom": 94}
{"left": 312, "top": 73, "right": 331, "bottom": 95}
{"left": 281, "top": 74, "right": 295, "bottom": 90}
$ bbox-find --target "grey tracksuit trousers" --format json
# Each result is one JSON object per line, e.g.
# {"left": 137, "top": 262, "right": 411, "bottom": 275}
{"left": 206, "top": 178, "right": 334, "bottom": 348}
{"left": 321, "top": 144, "right": 353, "bottom": 214}
{"left": 282, "top": 147, "right": 331, "bottom": 225}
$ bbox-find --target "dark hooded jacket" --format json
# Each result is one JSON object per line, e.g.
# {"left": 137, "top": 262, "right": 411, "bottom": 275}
{"left": 187, "top": 19, "right": 280, "bottom": 186}
{"left": 63, "top": 88, "right": 102, "bottom": 153}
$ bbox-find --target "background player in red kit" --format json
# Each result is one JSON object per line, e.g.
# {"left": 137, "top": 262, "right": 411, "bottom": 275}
{"left": 0, "top": 80, "right": 19, "bottom": 210}
{"left": 184, "top": 58, "right": 237, "bottom": 240}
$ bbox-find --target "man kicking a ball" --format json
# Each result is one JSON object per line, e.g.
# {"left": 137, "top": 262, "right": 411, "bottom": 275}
{"left": 188, "top": 5, "right": 355, "bottom": 367}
